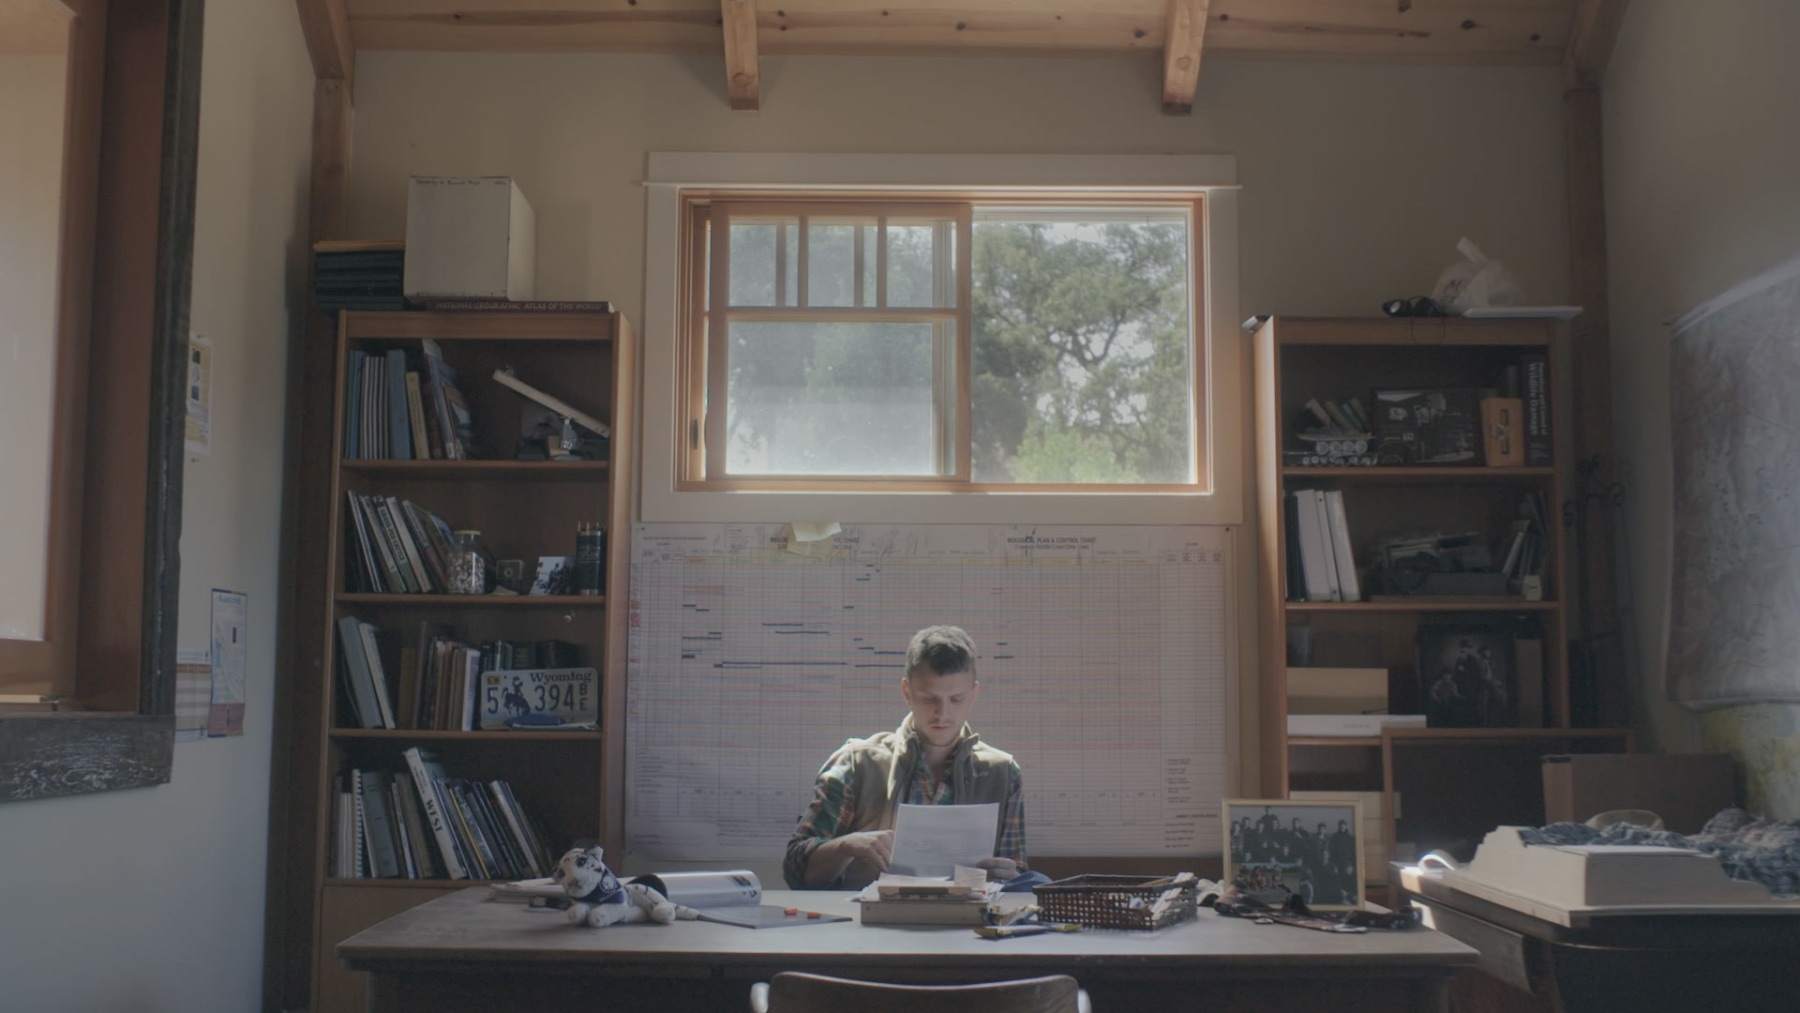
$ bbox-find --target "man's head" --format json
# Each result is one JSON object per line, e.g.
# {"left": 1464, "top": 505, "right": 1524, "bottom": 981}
{"left": 902, "top": 625, "right": 980, "bottom": 753}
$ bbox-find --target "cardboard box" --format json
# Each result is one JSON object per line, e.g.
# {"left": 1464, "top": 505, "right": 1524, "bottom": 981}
{"left": 1286, "top": 666, "right": 1388, "bottom": 714}
{"left": 403, "top": 176, "right": 536, "bottom": 301}
{"left": 1541, "top": 753, "right": 1737, "bottom": 834}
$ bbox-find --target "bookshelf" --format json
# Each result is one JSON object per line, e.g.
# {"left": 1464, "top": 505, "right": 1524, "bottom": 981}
{"left": 305, "top": 309, "right": 635, "bottom": 1012}
{"left": 1251, "top": 316, "right": 1630, "bottom": 885}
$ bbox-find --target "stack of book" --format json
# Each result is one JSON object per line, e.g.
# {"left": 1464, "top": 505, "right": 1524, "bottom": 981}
{"left": 343, "top": 338, "right": 476, "bottom": 460}
{"left": 315, "top": 240, "right": 406, "bottom": 312}
{"left": 1286, "top": 394, "right": 1376, "bottom": 467}
{"left": 332, "top": 749, "right": 554, "bottom": 883}
{"left": 858, "top": 880, "right": 998, "bottom": 927}
{"left": 337, "top": 617, "right": 590, "bottom": 732}
{"left": 342, "top": 493, "right": 458, "bottom": 595}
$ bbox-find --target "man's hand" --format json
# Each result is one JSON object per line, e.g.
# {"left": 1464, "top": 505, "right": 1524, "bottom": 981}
{"left": 975, "top": 856, "right": 1019, "bottom": 881}
{"left": 835, "top": 829, "right": 895, "bottom": 869}
{"left": 802, "top": 829, "right": 894, "bottom": 888}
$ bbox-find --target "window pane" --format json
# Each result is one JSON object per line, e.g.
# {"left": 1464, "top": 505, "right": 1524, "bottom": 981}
{"left": 970, "top": 214, "right": 1193, "bottom": 485}
{"left": 861, "top": 226, "right": 877, "bottom": 307}
{"left": 886, "top": 221, "right": 950, "bottom": 308}
{"left": 725, "top": 320, "right": 940, "bottom": 476}
{"left": 782, "top": 222, "right": 799, "bottom": 306}
{"left": 0, "top": 7, "right": 71, "bottom": 639}
{"left": 728, "top": 221, "right": 779, "bottom": 306}
{"left": 806, "top": 222, "right": 856, "bottom": 308}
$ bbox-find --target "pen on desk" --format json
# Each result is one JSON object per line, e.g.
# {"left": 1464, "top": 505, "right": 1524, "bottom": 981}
{"left": 973, "top": 923, "right": 1080, "bottom": 940}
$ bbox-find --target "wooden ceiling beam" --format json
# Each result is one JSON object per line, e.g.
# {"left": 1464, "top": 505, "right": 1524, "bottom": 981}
{"left": 1564, "top": 0, "right": 1628, "bottom": 91}
{"left": 1161, "top": 0, "right": 1210, "bottom": 115}
{"left": 722, "top": 0, "right": 760, "bottom": 111}
{"left": 294, "top": 0, "right": 355, "bottom": 95}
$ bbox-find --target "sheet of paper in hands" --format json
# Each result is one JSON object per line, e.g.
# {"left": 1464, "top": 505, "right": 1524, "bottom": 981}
{"left": 890, "top": 802, "right": 1000, "bottom": 877}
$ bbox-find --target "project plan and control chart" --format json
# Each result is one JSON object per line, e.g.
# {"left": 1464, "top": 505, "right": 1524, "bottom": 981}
{"left": 625, "top": 524, "right": 1232, "bottom": 862}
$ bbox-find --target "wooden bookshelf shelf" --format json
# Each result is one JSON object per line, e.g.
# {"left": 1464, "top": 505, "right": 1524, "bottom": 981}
{"left": 1287, "top": 737, "right": 1383, "bottom": 748}
{"left": 1282, "top": 466, "right": 1555, "bottom": 480}
{"left": 341, "top": 459, "right": 609, "bottom": 480}
{"left": 1284, "top": 599, "right": 1558, "bottom": 614}
{"left": 330, "top": 729, "right": 602, "bottom": 742}
{"left": 335, "top": 593, "right": 607, "bottom": 608}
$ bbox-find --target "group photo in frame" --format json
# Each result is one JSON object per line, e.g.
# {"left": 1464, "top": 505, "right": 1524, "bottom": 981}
{"left": 1222, "top": 798, "right": 1364, "bottom": 911}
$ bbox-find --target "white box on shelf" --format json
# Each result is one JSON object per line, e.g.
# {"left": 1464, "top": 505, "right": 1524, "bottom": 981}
{"left": 403, "top": 176, "right": 536, "bottom": 301}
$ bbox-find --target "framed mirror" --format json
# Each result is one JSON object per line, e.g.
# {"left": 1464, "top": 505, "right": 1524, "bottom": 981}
{"left": 0, "top": 0, "right": 201, "bottom": 800}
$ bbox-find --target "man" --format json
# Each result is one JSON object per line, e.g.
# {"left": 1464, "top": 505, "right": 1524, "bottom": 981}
{"left": 783, "top": 625, "right": 1027, "bottom": 890}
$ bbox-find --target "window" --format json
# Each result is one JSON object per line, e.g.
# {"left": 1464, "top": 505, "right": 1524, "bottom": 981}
{"left": 644, "top": 153, "right": 1242, "bottom": 527}
{"left": 680, "top": 195, "right": 1204, "bottom": 492}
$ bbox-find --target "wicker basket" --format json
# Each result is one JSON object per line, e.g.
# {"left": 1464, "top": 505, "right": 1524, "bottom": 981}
{"left": 1034, "top": 874, "right": 1199, "bottom": 930}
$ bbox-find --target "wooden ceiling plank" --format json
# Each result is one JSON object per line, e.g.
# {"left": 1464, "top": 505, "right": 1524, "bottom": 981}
{"left": 721, "top": 0, "right": 759, "bottom": 110}
{"left": 1161, "top": 0, "right": 1210, "bottom": 115}
{"left": 1564, "top": 0, "right": 1628, "bottom": 91}
{"left": 295, "top": 0, "right": 355, "bottom": 95}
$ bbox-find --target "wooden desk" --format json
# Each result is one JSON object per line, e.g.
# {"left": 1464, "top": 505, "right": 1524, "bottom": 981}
{"left": 339, "top": 888, "right": 1476, "bottom": 1013}
{"left": 1400, "top": 869, "right": 1800, "bottom": 1012}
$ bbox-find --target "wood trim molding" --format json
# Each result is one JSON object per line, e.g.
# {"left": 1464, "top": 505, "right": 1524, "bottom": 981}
{"left": 1161, "top": 0, "right": 1210, "bottom": 115}
{"left": 722, "top": 0, "right": 760, "bottom": 110}
{"left": 1564, "top": 0, "right": 1628, "bottom": 92}
{"left": 294, "top": 0, "right": 355, "bottom": 96}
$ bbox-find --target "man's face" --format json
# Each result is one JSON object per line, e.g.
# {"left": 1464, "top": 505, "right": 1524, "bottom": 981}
{"left": 902, "top": 666, "right": 979, "bottom": 751}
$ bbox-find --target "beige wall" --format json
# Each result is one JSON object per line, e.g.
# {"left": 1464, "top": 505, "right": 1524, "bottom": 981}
{"left": 0, "top": 53, "right": 65, "bottom": 640}
{"left": 349, "top": 51, "right": 1571, "bottom": 806}
{"left": 1605, "top": 0, "right": 1800, "bottom": 815}
{"left": 0, "top": 1, "right": 313, "bottom": 1008}
{"left": 349, "top": 54, "right": 1570, "bottom": 322}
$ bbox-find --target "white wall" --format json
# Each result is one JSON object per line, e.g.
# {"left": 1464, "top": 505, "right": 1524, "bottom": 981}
{"left": 347, "top": 51, "right": 1570, "bottom": 798}
{"left": 0, "top": 1, "right": 313, "bottom": 1009}
{"left": 1605, "top": 0, "right": 1800, "bottom": 813}
{"left": 0, "top": 53, "right": 65, "bottom": 641}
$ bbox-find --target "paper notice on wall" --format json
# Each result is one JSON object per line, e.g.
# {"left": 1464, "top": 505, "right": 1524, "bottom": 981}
{"left": 186, "top": 333, "right": 211, "bottom": 458}
{"left": 175, "top": 648, "right": 211, "bottom": 743}
{"left": 208, "top": 588, "right": 246, "bottom": 736}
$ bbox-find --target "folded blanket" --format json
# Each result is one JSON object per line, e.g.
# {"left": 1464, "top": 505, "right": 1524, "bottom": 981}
{"left": 1518, "top": 808, "right": 1800, "bottom": 898}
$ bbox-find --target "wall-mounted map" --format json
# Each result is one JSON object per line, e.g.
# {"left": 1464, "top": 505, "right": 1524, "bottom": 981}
{"left": 1668, "top": 253, "right": 1800, "bottom": 706}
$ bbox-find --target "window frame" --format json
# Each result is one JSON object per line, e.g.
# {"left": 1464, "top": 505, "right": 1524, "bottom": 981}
{"left": 0, "top": 0, "right": 199, "bottom": 801}
{"left": 644, "top": 153, "right": 1243, "bottom": 527}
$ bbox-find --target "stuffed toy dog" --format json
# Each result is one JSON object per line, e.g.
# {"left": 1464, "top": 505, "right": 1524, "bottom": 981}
{"left": 551, "top": 845, "right": 697, "bottom": 927}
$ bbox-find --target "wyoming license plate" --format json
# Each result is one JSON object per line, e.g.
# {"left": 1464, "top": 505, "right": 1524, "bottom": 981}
{"left": 479, "top": 667, "right": 598, "bottom": 729}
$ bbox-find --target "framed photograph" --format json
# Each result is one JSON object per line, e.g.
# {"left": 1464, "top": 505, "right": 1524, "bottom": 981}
{"left": 529, "top": 555, "right": 571, "bottom": 596}
{"left": 1416, "top": 622, "right": 1517, "bottom": 727}
{"left": 1222, "top": 798, "right": 1364, "bottom": 911}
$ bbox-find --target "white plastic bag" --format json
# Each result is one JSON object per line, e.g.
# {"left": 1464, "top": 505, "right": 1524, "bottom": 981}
{"left": 1432, "top": 237, "right": 1525, "bottom": 314}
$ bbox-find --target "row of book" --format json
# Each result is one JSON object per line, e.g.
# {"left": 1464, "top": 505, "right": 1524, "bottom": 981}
{"left": 332, "top": 747, "right": 554, "bottom": 882}
{"left": 344, "top": 491, "right": 459, "bottom": 595}
{"left": 1284, "top": 489, "right": 1360, "bottom": 602}
{"left": 337, "top": 614, "right": 583, "bottom": 731}
{"left": 344, "top": 338, "right": 475, "bottom": 460}
{"left": 315, "top": 240, "right": 405, "bottom": 312}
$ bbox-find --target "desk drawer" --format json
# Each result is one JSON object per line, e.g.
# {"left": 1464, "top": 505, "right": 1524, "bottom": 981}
{"left": 1419, "top": 899, "right": 1532, "bottom": 994}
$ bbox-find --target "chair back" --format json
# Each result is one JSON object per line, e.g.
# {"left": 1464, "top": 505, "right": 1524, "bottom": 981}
{"left": 759, "top": 971, "right": 1085, "bottom": 1013}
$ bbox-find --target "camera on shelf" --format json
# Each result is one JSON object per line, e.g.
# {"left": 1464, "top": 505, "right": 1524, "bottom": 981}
{"left": 1378, "top": 531, "right": 1506, "bottom": 596}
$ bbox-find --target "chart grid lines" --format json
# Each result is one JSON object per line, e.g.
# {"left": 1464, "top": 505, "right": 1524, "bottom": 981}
{"left": 626, "top": 524, "right": 1232, "bottom": 861}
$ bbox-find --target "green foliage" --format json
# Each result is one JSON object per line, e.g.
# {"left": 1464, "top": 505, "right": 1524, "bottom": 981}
{"left": 971, "top": 220, "right": 1192, "bottom": 484}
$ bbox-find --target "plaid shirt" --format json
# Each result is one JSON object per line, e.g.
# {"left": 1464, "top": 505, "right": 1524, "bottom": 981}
{"left": 784, "top": 721, "right": 1027, "bottom": 889}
